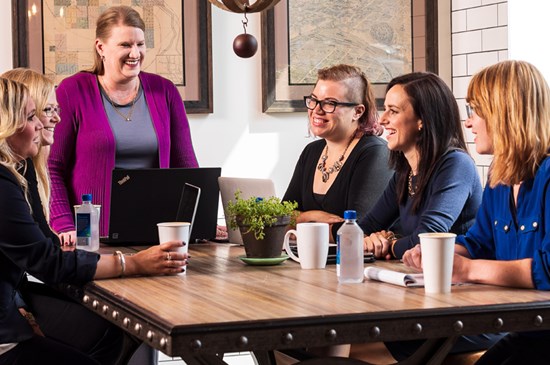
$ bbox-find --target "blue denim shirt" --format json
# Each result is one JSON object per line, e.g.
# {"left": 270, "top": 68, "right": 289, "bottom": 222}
{"left": 457, "top": 157, "right": 550, "bottom": 290}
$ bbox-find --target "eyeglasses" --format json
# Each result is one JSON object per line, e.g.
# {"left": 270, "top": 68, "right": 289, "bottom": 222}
{"left": 465, "top": 104, "right": 475, "bottom": 119}
{"left": 304, "top": 96, "right": 358, "bottom": 114}
{"left": 43, "top": 106, "right": 61, "bottom": 117}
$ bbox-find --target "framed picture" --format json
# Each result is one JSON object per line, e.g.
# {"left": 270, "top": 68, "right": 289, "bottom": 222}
{"left": 261, "top": 0, "right": 438, "bottom": 113}
{"left": 12, "top": 0, "right": 213, "bottom": 114}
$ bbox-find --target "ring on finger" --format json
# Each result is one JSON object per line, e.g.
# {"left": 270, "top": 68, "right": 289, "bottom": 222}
{"left": 166, "top": 252, "right": 171, "bottom": 261}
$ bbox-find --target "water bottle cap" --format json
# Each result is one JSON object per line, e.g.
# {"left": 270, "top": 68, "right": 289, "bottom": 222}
{"left": 343, "top": 210, "right": 357, "bottom": 219}
{"left": 82, "top": 193, "right": 92, "bottom": 202}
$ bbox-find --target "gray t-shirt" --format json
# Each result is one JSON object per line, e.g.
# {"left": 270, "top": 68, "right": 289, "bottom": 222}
{"left": 99, "top": 84, "right": 159, "bottom": 168}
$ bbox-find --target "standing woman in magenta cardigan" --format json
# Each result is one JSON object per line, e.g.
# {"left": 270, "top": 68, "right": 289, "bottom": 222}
{"left": 49, "top": 5, "right": 198, "bottom": 243}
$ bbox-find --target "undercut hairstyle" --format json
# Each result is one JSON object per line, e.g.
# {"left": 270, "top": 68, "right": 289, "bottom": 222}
{"left": 90, "top": 5, "right": 146, "bottom": 75}
{"left": 467, "top": 60, "right": 550, "bottom": 187}
{"left": 316, "top": 64, "right": 383, "bottom": 136}
{"left": 386, "top": 72, "right": 468, "bottom": 212}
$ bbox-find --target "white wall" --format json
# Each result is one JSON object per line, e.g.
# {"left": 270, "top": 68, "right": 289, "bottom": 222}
{"left": 0, "top": 1, "right": 13, "bottom": 72}
{"left": 187, "top": 8, "right": 311, "bottom": 197}
{"left": 508, "top": 0, "right": 550, "bottom": 80}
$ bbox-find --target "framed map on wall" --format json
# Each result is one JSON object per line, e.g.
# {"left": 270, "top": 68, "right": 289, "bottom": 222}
{"left": 261, "top": 0, "right": 438, "bottom": 113}
{"left": 12, "top": 0, "right": 213, "bottom": 113}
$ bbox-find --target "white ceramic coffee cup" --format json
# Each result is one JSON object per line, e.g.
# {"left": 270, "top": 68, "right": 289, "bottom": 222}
{"left": 418, "top": 232, "right": 456, "bottom": 294}
{"left": 283, "top": 222, "right": 329, "bottom": 269}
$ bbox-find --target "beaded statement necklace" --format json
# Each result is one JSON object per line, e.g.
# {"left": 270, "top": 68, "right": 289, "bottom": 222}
{"left": 101, "top": 77, "right": 140, "bottom": 122}
{"left": 317, "top": 132, "right": 356, "bottom": 183}
{"left": 408, "top": 170, "right": 417, "bottom": 197}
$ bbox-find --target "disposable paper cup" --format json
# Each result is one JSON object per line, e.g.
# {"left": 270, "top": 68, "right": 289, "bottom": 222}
{"left": 419, "top": 232, "right": 456, "bottom": 294}
{"left": 157, "top": 222, "right": 190, "bottom": 274}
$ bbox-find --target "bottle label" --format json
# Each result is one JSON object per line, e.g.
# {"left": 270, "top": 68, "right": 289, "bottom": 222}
{"left": 336, "top": 235, "right": 341, "bottom": 277}
{"left": 76, "top": 213, "right": 91, "bottom": 246}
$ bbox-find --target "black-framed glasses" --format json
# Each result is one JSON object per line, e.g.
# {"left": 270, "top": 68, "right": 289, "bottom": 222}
{"left": 43, "top": 106, "right": 61, "bottom": 117}
{"left": 304, "top": 96, "right": 358, "bottom": 113}
{"left": 465, "top": 104, "right": 475, "bottom": 119}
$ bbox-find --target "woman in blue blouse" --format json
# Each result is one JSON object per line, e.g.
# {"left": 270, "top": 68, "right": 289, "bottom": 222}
{"left": 403, "top": 60, "right": 550, "bottom": 364}
{"left": 359, "top": 72, "right": 482, "bottom": 260}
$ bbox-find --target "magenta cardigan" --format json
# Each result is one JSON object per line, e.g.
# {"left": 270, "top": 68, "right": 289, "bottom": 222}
{"left": 49, "top": 71, "right": 199, "bottom": 236}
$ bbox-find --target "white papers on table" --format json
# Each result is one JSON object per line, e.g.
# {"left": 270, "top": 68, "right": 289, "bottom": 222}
{"left": 364, "top": 267, "right": 424, "bottom": 288}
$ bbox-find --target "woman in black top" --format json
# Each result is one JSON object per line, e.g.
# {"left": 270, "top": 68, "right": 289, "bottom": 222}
{"left": 283, "top": 64, "right": 393, "bottom": 240}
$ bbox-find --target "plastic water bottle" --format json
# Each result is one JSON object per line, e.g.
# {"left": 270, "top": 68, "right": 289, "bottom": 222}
{"left": 336, "top": 210, "right": 364, "bottom": 283}
{"left": 76, "top": 194, "right": 99, "bottom": 251}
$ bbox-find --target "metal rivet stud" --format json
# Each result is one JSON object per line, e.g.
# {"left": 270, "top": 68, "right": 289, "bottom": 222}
{"left": 534, "top": 315, "right": 543, "bottom": 327}
{"left": 453, "top": 321, "right": 464, "bottom": 332}
{"left": 326, "top": 329, "right": 337, "bottom": 341}
{"left": 160, "top": 338, "right": 167, "bottom": 348}
{"left": 147, "top": 331, "right": 154, "bottom": 341}
{"left": 412, "top": 323, "right": 422, "bottom": 335}
{"left": 134, "top": 323, "right": 142, "bottom": 334}
{"left": 282, "top": 333, "right": 293, "bottom": 344}
{"left": 494, "top": 318, "right": 504, "bottom": 329}
{"left": 237, "top": 336, "right": 248, "bottom": 347}
{"left": 369, "top": 326, "right": 381, "bottom": 338}
{"left": 102, "top": 305, "right": 109, "bottom": 314}
{"left": 92, "top": 300, "right": 99, "bottom": 309}
{"left": 190, "top": 339, "right": 202, "bottom": 351}
{"left": 123, "top": 318, "right": 131, "bottom": 328}
{"left": 112, "top": 311, "right": 119, "bottom": 320}
{"left": 83, "top": 295, "right": 90, "bottom": 304}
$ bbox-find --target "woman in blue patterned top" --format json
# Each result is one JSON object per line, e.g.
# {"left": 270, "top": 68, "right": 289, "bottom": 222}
{"left": 404, "top": 60, "right": 550, "bottom": 364}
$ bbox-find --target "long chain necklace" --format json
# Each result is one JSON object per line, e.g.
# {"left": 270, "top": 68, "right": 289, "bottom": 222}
{"left": 101, "top": 77, "right": 140, "bottom": 122}
{"left": 408, "top": 170, "right": 417, "bottom": 197}
{"left": 317, "top": 132, "right": 356, "bottom": 183}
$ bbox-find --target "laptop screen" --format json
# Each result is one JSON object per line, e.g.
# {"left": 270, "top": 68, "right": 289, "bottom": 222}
{"left": 104, "top": 167, "right": 221, "bottom": 245}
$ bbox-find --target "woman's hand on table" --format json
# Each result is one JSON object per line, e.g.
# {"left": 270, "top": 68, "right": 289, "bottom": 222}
{"left": 58, "top": 231, "right": 76, "bottom": 246}
{"left": 402, "top": 243, "right": 473, "bottom": 283}
{"left": 363, "top": 230, "right": 393, "bottom": 260}
{"left": 126, "top": 241, "right": 188, "bottom": 276}
{"left": 296, "top": 210, "right": 344, "bottom": 225}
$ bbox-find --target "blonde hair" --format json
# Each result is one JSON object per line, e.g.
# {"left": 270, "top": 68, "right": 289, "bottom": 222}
{"left": 2, "top": 68, "right": 55, "bottom": 221}
{"left": 0, "top": 77, "right": 31, "bottom": 197}
{"left": 467, "top": 60, "right": 550, "bottom": 187}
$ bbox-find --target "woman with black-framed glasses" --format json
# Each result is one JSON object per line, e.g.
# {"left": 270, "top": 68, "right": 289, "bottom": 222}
{"left": 282, "top": 64, "right": 393, "bottom": 242}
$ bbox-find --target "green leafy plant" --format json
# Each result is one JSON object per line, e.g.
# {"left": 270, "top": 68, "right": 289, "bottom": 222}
{"left": 226, "top": 191, "right": 298, "bottom": 240}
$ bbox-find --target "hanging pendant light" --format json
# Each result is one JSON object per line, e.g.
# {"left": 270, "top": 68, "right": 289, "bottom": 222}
{"left": 208, "top": 0, "right": 281, "bottom": 58}
{"left": 208, "top": 0, "right": 281, "bottom": 13}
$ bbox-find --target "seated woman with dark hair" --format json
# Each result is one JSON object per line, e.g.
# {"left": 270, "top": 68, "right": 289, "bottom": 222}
{"left": 359, "top": 72, "right": 482, "bottom": 260}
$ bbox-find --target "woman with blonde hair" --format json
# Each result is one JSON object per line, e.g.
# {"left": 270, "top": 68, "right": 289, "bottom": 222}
{"left": 0, "top": 76, "right": 188, "bottom": 364}
{"left": 2, "top": 68, "right": 59, "bottom": 225}
{"left": 403, "top": 60, "right": 550, "bottom": 364}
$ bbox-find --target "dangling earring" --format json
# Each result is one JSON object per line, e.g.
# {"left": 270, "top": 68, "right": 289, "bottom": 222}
{"left": 101, "top": 55, "right": 105, "bottom": 61}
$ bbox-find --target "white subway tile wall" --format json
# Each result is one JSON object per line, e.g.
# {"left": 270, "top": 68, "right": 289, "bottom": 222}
{"left": 452, "top": 0, "right": 508, "bottom": 185}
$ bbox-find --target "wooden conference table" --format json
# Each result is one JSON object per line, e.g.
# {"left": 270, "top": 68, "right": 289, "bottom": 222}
{"left": 61, "top": 243, "right": 550, "bottom": 365}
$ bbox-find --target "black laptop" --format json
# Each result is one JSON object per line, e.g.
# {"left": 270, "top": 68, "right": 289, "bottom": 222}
{"left": 101, "top": 167, "right": 221, "bottom": 245}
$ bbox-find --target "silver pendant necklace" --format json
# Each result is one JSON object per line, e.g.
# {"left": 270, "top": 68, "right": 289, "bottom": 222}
{"left": 101, "top": 77, "right": 140, "bottom": 122}
{"left": 317, "top": 132, "right": 356, "bottom": 183}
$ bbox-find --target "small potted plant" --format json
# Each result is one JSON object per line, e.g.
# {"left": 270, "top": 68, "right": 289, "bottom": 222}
{"left": 226, "top": 191, "right": 297, "bottom": 258}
